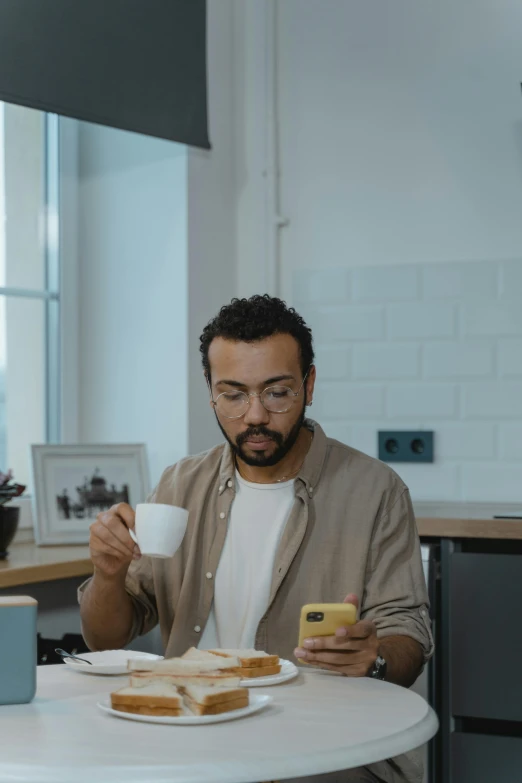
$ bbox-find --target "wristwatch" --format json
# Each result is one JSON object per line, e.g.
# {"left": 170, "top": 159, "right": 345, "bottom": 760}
{"left": 369, "top": 654, "right": 387, "bottom": 680}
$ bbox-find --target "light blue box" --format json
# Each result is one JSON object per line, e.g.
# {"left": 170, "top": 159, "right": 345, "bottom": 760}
{"left": 0, "top": 596, "right": 37, "bottom": 705}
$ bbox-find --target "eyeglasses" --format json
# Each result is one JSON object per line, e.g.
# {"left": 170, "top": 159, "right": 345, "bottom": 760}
{"left": 211, "top": 371, "right": 310, "bottom": 420}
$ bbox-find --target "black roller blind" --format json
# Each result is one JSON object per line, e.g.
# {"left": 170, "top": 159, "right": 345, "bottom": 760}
{"left": 0, "top": 0, "right": 210, "bottom": 148}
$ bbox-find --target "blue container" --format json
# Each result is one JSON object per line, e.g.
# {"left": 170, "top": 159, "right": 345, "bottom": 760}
{"left": 0, "top": 596, "right": 37, "bottom": 705}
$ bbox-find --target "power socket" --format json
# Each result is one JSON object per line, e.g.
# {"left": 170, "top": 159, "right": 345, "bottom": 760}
{"left": 378, "top": 430, "right": 434, "bottom": 463}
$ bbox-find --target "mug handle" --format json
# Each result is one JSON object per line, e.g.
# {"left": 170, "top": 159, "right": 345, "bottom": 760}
{"left": 128, "top": 527, "right": 138, "bottom": 545}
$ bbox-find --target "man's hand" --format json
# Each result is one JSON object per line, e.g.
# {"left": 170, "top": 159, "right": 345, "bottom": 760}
{"left": 89, "top": 503, "right": 140, "bottom": 580}
{"left": 294, "top": 594, "right": 379, "bottom": 677}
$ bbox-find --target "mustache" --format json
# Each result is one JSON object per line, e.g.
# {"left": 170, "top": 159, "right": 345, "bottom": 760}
{"left": 236, "top": 427, "right": 283, "bottom": 448}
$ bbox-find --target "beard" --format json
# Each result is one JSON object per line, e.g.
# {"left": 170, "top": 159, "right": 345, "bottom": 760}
{"left": 215, "top": 400, "right": 307, "bottom": 468}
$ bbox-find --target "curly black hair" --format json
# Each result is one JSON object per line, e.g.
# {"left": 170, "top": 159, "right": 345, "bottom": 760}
{"left": 200, "top": 294, "right": 314, "bottom": 380}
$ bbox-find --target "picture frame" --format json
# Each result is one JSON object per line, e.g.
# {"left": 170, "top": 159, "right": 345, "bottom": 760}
{"left": 31, "top": 444, "right": 150, "bottom": 546}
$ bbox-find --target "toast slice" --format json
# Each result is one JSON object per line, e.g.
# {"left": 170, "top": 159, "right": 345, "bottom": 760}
{"left": 182, "top": 684, "right": 249, "bottom": 716}
{"left": 181, "top": 647, "right": 238, "bottom": 664}
{"left": 130, "top": 671, "right": 242, "bottom": 689}
{"left": 209, "top": 648, "right": 280, "bottom": 669}
{"left": 237, "top": 664, "right": 282, "bottom": 678}
{"left": 111, "top": 683, "right": 183, "bottom": 716}
{"left": 127, "top": 655, "right": 240, "bottom": 675}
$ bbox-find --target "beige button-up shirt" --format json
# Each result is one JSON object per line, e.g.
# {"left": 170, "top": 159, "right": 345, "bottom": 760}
{"left": 118, "top": 420, "right": 433, "bottom": 663}
{"left": 79, "top": 420, "right": 433, "bottom": 781}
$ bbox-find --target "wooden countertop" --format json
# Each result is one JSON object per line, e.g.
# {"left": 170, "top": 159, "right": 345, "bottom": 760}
{"left": 415, "top": 502, "right": 522, "bottom": 540}
{"left": 0, "top": 543, "right": 92, "bottom": 589}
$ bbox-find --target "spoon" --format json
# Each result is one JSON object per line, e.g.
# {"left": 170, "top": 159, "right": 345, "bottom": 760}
{"left": 55, "top": 648, "right": 93, "bottom": 665}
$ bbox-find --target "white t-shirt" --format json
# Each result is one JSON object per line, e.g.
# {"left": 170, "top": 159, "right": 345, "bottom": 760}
{"left": 199, "top": 472, "right": 295, "bottom": 650}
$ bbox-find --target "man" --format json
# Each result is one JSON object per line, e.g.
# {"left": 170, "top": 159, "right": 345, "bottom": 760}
{"left": 79, "top": 295, "right": 432, "bottom": 783}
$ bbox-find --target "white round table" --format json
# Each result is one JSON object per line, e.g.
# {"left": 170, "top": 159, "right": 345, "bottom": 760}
{"left": 0, "top": 664, "right": 438, "bottom": 783}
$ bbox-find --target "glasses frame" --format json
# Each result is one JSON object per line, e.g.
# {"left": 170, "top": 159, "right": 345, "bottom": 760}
{"left": 210, "top": 370, "right": 310, "bottom": 420}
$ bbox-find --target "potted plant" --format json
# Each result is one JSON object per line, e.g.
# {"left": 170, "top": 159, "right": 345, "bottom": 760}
{"left": 0, "top": 470, "right": 26, "bottom": 558}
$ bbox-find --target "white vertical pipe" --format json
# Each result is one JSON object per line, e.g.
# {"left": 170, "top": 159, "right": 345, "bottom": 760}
{"left": 264, "top": 0, "right": 287, "bottom": 297}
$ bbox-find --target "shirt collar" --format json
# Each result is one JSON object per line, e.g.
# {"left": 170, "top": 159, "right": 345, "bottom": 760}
{"left": 218, "top": 417, "right": 328, "bottom": 496}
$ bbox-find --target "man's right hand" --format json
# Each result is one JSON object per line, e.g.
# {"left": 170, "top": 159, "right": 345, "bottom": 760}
{"left": 89, "top": 503, "right": 141, "bottom": 579}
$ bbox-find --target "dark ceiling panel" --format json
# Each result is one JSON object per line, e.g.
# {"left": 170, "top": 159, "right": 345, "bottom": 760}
{"left": 0, "top": 0, "right": 210, "bottom": 148}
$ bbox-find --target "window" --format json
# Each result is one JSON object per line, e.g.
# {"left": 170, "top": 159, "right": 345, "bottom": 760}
{"left": 0, "top": 102, "right": 60, "bottom": 487}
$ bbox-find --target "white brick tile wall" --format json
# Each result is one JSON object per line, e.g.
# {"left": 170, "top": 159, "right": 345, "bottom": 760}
{"left": 322, "top": 422, "right": 357, "bottom": 449}
{"left": 423, "top": 342, "right": 494, "bottom": 378}
{"left": 322, "top": 423, "right": 376, "bottom": 457}
{"left": 498, "top": 339, "right": 522, "bottom": 377}
{"left": 293, "top": 269, "right": 350, "bottom": 303}
{"left": 387, "top": 302, "right": 456, "bottom": 340}
{"left": 422, "top": 261, "right": 497, "bottom": 299}
{"left": 387, "top": 384, "right": 458, "bottom": 419}
{"left": 463, "top": 383, "right": 522, "bottom": 419}
{"left": 353, "top": 343, "right": 419, "bottom": 379}
{"left": 293, "top": 259, "right": 522, "bottom": 502}
{"left": 499, "top": 259, "right": 522, "bottom": 298}
{"left": 433, "top": 423, "right": 496, "bottom": 459}
{"left": 462, "top": 464, "right": 522, "bottom": 503}
{"left": 498, "top": 424, "right": 522, "bottom": 460}
{"left": 393, "top": 463, "right": 461, "bottom": 502}
{"left": 313, "top": 383, "right": 384, "bottom": 420}
{"left": 352, "top": 265, "right": 419, "bottom": 301}
{"left": 463, "top": 301, "right": 522, "bottom": 336}
{"left": 315, "top": 346, "right": 351, "bottom": 380}
{"left": 305, "top": 305, "right": 384, "bottom": 342}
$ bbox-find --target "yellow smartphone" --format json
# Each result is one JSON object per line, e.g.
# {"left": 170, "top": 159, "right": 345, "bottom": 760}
{"left": 298, "top": 603, "right": 358, "bottom": 657}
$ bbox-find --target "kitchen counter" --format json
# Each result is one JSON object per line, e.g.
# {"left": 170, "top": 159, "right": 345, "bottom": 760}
{"left": 0, "top": 543, "right": 92, "bottom": 589}
{"left": 415, "top": 502, "right": 522, "bottom": 540}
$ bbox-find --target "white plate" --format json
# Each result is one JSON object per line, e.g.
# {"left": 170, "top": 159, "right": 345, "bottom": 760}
{"left": 63, "top": 650, "right": 163, "bottom": 676}
{"left": 97, "top": 693, "right": 273, "bottom": 725}
{"left": 241, "top": 658, "right": 298, "bottom": 687}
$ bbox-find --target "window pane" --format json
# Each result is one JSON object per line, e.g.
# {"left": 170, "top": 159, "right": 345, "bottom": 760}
{"left": 0, "top": 296, "right": 46, "bottom": 487}
{"left": 0, "top": 102, "right": 46, "bottom": 290}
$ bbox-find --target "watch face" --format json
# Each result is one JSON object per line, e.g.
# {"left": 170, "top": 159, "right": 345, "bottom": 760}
{"left": 372, "top": 655, "right": 387, "bottom": 680}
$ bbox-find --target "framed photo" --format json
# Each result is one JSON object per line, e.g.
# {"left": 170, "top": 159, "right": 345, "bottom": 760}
{"left": 31, "top": 444, "right": 150, "bottom": 546}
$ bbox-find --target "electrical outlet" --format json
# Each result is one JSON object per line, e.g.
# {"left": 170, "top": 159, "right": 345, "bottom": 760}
{"left": 378, "top": 431, "right": 434, "bottom": 463}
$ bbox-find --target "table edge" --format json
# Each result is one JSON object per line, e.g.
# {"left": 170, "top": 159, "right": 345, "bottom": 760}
{"left": 0, "top": 705, "right": 439, "bottom": 783}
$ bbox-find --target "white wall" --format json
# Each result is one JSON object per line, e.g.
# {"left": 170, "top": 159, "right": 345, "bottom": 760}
{"left": 77, "top": 123, "right": 188, "bottom": 488}
{"left": 234, "top": 0, "right": 522, "bottom": 501}
{"left": 187, "top": 0, "right": 238, "bottom": 455}
{"left": 277, "top": 0, "right": 522, "bottom": 292}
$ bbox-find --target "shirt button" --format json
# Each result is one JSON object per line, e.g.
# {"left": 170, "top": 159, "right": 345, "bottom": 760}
{"left": 194, "top": 625, "right": 201, "bottom": 633}
{"left": 421, "top": 609, "right": 426, "bottom": 616}
{"left": 218, "top": 485, "right": 223, "bottom": 492}
{"left": 206, "top": 572, "right": 213, "bottom": 579}
{"left": 227, "top": 479, "right": 233, "bottom": 488}
{"left": 219, "top": 511, "right": 225, "bottom": 519}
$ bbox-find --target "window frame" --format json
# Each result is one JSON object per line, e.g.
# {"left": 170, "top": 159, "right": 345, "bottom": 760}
{"left": 0, "top": 106, "right": 67, "bottom": 460}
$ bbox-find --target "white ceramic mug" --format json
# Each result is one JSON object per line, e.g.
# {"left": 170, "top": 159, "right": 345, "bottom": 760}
{"left": 128, "top": 503, "right": 188, "bottom": 558}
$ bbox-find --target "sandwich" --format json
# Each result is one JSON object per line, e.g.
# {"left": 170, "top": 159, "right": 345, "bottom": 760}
{"left": 208, "top": 648, "right": 281, "bottom": 679}
{"left": 128, "top": 654, "right": 242, "bottom": 689}
{"left": 127, "top": 655, "right": 240, "bottom": 674}
{"left": 130, "top": 671, "right": 242, "bottom": 688}
{"left": 181, "top": 647, "right": 223, "bottom": 663}
{"left": 111, "top": 682, "right": 183, "bottom": 717}
{"left": 181, "top": 684, "right": 249, "bottom": 716}
{"left": 110, "top": 682, "right": 249, "bottom": 718}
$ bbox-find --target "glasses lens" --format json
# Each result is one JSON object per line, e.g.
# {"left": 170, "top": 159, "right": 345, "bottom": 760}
{"left": 215, "top": 391, "right": 249, "bottom": 418}
{"left": 261, "top": 386, "right": 295, "bottom": 412}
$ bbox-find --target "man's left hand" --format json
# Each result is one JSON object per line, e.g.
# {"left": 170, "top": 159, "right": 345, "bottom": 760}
{"left": 294, "top": 594, "right": 379, "bottom": 677}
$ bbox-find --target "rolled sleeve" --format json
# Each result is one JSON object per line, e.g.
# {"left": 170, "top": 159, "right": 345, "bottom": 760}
{"left": 362, "top": 487, "right": 434, "bottom": 662}
{"left": 77, "top": 555, "right": 159, "bottom": 646}
{"left": 123, "top": 555, "right": 159, "bottom": 644}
